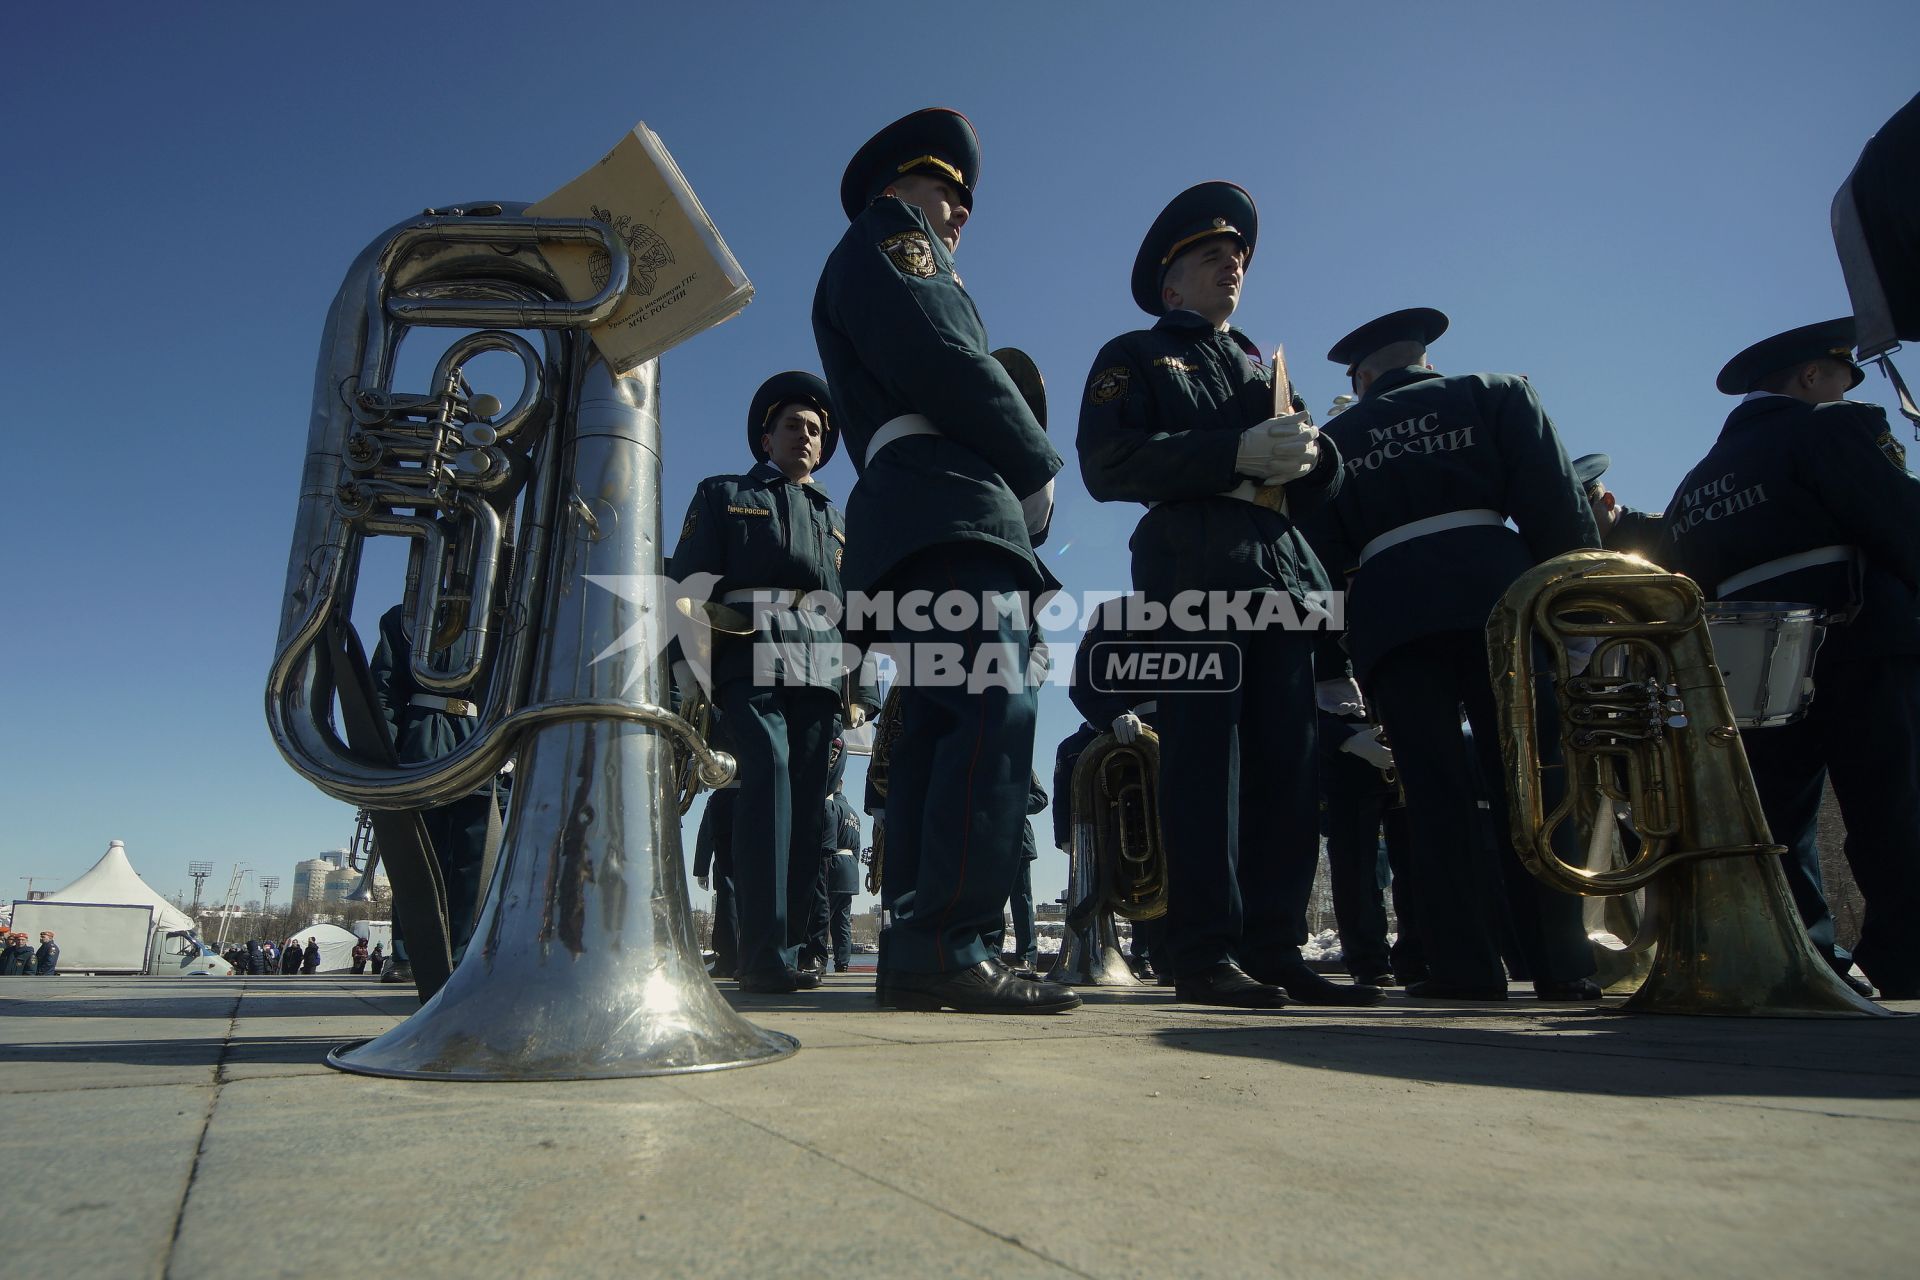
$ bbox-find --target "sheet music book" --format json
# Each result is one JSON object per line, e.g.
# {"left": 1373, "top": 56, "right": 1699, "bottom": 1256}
{"left": 529, "top": 123, "right": 753, "bottom": 372}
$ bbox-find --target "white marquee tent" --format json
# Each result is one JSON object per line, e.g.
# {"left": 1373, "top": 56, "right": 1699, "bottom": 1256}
{"left": 45, "top": 840, "right": 196, "bottom": 933}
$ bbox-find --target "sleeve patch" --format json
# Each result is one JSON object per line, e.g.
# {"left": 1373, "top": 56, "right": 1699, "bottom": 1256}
{"left": 1876, "top": 430, "right": 1909, "bottom": 473}
{"left": 679, "top": 507, "right": 698, "bottom": 543}
{"left": 1088, "top": 366, "right": 1130, "bottom": 405}
{"left": 877, "top": 230, "right": 937, "bottom": 278}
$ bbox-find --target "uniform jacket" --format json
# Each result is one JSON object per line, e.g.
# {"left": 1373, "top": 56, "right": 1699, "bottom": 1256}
{"left": 1077, "top": 310, "right": 1342, "bottom": 608}
{"left": 1661, "top": 395, "right": 1920, "bottom": 665}
{"left": 1307, "top": 366, "right": 1599, "bottom": 680}
{"left": 1052, "top": 725, "right": 1099, "bottom": 851}
{"left": 813, "top": 196, "right": 1062, "bottom": 595}
{"left": 670, "top": 461, "right": 854, "bottom": 693}
{"left": 34, "top": 941, "right": 57, "bottom": 975}
{"left": 1023, "top": 774, "right": 1047, "bottom": 862}
{"left": 694, "top": 788, "right": 739, "bottom": 880}
{"left": 370, "top": 605, "right": 480, "bottom": 767}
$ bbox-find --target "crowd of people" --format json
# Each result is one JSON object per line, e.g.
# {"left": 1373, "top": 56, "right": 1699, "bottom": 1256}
{"left": 217, "top": 937, "right": 343, "bottom": 976}
{"left": 0, "top": 930, "right": 58, "bottom": 975}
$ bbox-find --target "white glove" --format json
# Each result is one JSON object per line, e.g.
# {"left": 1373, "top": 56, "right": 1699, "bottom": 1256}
{"left": 1340, "top": 726, "right": 1395, "bottom": 774}
{"left": 672, "top": 659, "right": 697, "bottom": 703}
{"left": 1314, "top": 677, "right": 1366, "bottom": 717}
{"left": 1565, "top": 636, "right": 1599, "bottom": 676}
{"left": 1111, "top": 711, "right": 1143, "bottom": 744}
{"left": 1236, "top": 412, "right": 1318, "bottom": 482}
{"left": 697, "top": 873, "right": 710, "bottom": 891}
{"left": 1021, "top": 479, "right": 1055, "bottom": 537}
{"left": 846, "top": 703, "right": 868, "bottom": 729}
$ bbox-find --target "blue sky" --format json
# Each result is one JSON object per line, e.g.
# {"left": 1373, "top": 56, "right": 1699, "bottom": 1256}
{"left": 3, "top": 2, "right": 1914, "bottom": 917}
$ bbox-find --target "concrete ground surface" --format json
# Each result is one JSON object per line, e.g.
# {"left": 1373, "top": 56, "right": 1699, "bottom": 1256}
{"left": 2, "top": 974, "right": 1916, "bottom": 1280}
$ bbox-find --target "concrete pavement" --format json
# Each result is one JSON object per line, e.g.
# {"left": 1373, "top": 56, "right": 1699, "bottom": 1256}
{"left": 3, "top": 974, "right": 1916, "bottom": 1279}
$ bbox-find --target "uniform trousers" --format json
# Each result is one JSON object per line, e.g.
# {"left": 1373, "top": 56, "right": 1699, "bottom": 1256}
{"left": 709, "top": 872, "right": 739, "bottom": 978}
{"left": 1366, "top": 630, "right": 1592, "bottom": 988}
{"left": 1744, "top": 655, "right": 1920, "bottom": 994}
{"left": 1155, "top": 623, "right": 1320, "bottom": 979}
{"left": 717, "top": 679, "right": 839, "bottom": 981}
{"left": 1321, "top": 746, "right": 1400, "bottom": 979}
{"left": 391, "top": 788, "right": 500, "bottom": 965}
{"left": 829, "top": 891, "right": 855, "bottom": 969}
{"left": 878, "top": 545, "right": 1041, "bottom": 974}
{"left": 802, "top": 860, "right": 832, "bottom": 966}
{"left": 984, "top": 831, "right": 1038, "bottom": 964}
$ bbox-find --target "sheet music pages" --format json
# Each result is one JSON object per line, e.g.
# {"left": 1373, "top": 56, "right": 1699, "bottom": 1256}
{"left": 529, "top": 123, "right": 753, "bottom": 372}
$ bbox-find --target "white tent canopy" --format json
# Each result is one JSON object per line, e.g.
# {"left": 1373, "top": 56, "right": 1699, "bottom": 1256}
{"left": 47, "top": 840, "right": 196, "bottom": 934}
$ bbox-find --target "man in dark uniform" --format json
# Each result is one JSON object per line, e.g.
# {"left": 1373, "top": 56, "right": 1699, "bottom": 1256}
{"left": 694, "top": 782, "right": 740, "bottom": 980}
{"left": 1571, "top": 453, "right": 1667, "bottom": 563}
{"left": 798, "top": 737, "right": 849, "bottom": 975}
{"left": 1309, "top": 307, "right": 1600, "bottom": 1001}
{"left": 369, "top": 602, "right": 507, "bottom": 969}
{"left": 823, "top": 748, "right": 863, "bottom": 973}
{"left": 33, "top": 931, "right": 58, "bottom": 975}
{"left": 813, "top": 108, "right": 1076, "bottom": 1014}
{"left": 669, "top": 371, "right": 859, "bottom": 995}
{"left": 1660, "top": 319, "right": 1920, "bottom": 999}
{"left": 1078, "top": 183, "right": 1377, "bottom": 1009}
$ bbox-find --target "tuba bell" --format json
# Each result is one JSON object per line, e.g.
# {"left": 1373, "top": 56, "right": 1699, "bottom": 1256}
{"left": 1051, "top": 728, "right": 1164, "bottom": 986}
{"left": 265, "top": 202, "right": 796, "bottom": 1077}
{"left": 1488, "top": 550, "right": 1887, "bottom": 1016}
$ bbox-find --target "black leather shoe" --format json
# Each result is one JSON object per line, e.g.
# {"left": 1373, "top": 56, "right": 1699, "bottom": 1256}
{"left": 1837, "top": 971, "right": 1877, "bottom": 998}
{"left": 833, "top": 962, "right": 850, "bottom": 973}
{"left": 882, "top": 960, "right": 1081, "bottom": 1013}
{"left": 1253, "top": 966, "right": 1384, "bottom": 1007}
{"left": 1351, "top": 970, "right": 1395, "bottom": 987}
{"left": 736, "top": 967, "right": 821, "bottom": 994}
{"left": 1533, "top": 978, "right": 1603, "bottom": 1001}
{"left": 1174, "top": 962, "right": 1289, "bottom": 1009}
{"left": 1406, "top": 978, "right": 1509, "bottom": 1001}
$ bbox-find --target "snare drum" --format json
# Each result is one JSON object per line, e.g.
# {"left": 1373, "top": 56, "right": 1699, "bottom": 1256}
{"left": 1703, "top": 603, "right": 1826, "bottom": 728}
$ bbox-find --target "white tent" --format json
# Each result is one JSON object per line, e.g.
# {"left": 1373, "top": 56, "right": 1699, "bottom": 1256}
{"left": 47, "top": 840, "right": 196, "bottom": 933}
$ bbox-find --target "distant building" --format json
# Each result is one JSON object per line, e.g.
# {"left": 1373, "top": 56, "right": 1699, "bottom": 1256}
{"left": 291, "top": 850, "right": 372, "bottom": 904}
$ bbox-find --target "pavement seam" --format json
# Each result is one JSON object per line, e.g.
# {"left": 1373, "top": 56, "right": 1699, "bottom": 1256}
{"left": 683, "top": 1091, "right": 1100, "bottom": 1277}
{"left": 158, "top": 988, "right": 243, "bottom": 1280}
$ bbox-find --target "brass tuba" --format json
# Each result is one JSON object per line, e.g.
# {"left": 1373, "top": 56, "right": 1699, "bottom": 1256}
{"left": 1051, "top": 728, "right": 1164, "bottom": 986}
{"left": 1489, "top": 550, "right": 1886, "bottom": 1016}
{"left": 265, "top": 203, "right": 796, "bottom": 1077}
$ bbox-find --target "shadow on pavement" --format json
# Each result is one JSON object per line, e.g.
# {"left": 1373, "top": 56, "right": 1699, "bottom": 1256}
{"left": 1149, "top": 1012, "right": 1920, "bottom": 1100}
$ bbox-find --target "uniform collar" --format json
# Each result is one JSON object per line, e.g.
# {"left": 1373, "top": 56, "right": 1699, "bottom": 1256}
{"left": 750, "top": 459, "right": 831, "bottom": 500}
{"left": 1154, "top": 308, "right": 1237, "bottom": 336}
{"left": 1361, "top": 365, "right": 1441, "bottom": 401}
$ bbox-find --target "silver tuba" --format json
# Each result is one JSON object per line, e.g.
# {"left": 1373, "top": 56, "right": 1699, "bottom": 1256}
{"left": 266, "top": 202, "right": 795, "bottom": 1077}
